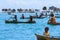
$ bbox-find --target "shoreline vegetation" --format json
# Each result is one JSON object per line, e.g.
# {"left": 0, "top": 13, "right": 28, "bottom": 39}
{"left": 1, "top": 6, "right": 60, "bottom": 13}
{"left": 2, "top": 8, "right": 39, "bottom": 13}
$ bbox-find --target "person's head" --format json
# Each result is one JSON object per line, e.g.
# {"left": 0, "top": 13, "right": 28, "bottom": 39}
{"left": 45, "top": 27, "right": 49, "bottom": 32}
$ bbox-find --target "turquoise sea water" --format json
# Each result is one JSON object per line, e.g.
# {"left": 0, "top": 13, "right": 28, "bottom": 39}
{"left": 0, "top": 12, "right": 60, "bottom": 40}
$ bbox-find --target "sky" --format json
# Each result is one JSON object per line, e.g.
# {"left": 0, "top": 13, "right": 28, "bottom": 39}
{"left": 0, "top": 0, "right": 60, "bottom": 11}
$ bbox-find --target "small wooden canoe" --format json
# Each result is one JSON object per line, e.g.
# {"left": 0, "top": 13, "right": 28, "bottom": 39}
{"left": 5, "top": 20, "right": 36, "bottom": 24}
{"left": 35, "top": 34, "right": 60, "bottom": 40}
{"left": 20, "top": 16, "right": 46, "bottom": 19}
{"left": 48, "top": 22, "right": 60, "bottom": 25}
{"left": 20, "top": 17, "right": 29, "bottom": 19}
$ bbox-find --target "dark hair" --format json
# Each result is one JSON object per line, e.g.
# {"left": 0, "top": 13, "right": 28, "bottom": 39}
{"left": 45, "top": 27, "right": 49, "bottom": 31}
{"left": 50, "top": 12, "right": 54, "bottom": 17}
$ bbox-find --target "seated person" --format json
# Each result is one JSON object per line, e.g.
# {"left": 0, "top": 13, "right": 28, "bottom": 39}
{"left": 43, "top": 27, "right": 50, "bottom": 37}
{"left": 48, "top": 12, "right": 56, "bottom": 24}
{"left": 28, "top": 16, "right": 35, "bottom": 22}
{"left": 13, "top": 15, "right": 17, "bottom": 22}
{"left": 29, "top": 16, "right": 33, "bottom": 22}
{"left": 43, "top": 27, "right": 50, "bottom": 40}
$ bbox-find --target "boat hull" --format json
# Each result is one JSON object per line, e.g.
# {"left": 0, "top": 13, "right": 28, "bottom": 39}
{"left": 5, "top": 20, "right": 36, "bottom": 24}
{"left": 20, "top": 16, "right": 46, "bottom": 19}
{"left": 35, "top": 34, "right": 60, "bottom": 40}
{"left": 48, "top": 22, "right": 60, "bottom": 25}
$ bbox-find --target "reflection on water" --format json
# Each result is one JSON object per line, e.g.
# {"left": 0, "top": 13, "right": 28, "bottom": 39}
{"left": 0, "top": 12, "right": 60, "bottom": 40}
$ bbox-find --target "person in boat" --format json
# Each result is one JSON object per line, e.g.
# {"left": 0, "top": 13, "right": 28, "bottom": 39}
{"left": 48, "top": 12, "right": 56, "bottom": 24}
{"left": 28, "top": 16, "right": 33, "bottom": 22}
{"left": 21, "top": 14, "right": 24, "bottom": 19}
{"left": 43, "top": 27, "right": 50, "bottom": 40}
{"left": 13, "top": 15, "right": 17, "bottom": 22}
{"left": 39, "top": 12, "right": 44, "bottom": 17}
{"left": 43, "top": 27, "right": 50, "bottom": 37}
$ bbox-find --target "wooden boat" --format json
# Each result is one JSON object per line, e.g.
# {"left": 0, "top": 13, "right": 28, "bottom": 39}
{"left": 20, "top": 17, "right": 29, "bottom": 19}
{"left": 5, "top": 20, "right": 36, "bottom": 23}
{"left": 45, "top": 14, "right": 60, "bottom": 18}
{"left": 48, "top": 21, "right": 60, "bottom": 25}
{"left": 48, "top": 23, "right": 60, "bottom": 25}
{"left": 35, "top": 34, "right": 60, "bottom": 40}
{"left": 20, "top": 16, "right": 46, "bottom": 19}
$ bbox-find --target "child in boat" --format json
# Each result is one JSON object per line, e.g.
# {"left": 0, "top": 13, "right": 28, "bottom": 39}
{"left": 43, "top": 27, "right": 50, "bottom": 37}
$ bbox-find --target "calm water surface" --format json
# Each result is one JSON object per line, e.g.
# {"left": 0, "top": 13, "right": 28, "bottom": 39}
{"left": 0, "top": 12, "right": 60, "bottom": 40}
